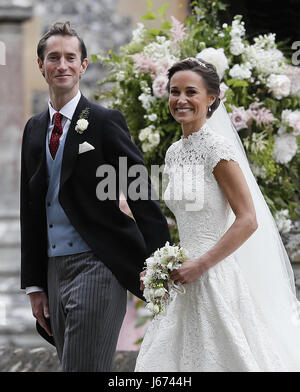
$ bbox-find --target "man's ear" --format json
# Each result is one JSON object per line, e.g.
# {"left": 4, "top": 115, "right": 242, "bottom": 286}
{"left": 80, "top": 58, "right": 88, "bottom": 76}
{"left": 37, "top": 57, "right": 45, "bottom": 78}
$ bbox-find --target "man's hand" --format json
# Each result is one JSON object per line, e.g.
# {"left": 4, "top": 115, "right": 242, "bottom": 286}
{"left": 28, "top": 292, "right": 52, "bottom": 336}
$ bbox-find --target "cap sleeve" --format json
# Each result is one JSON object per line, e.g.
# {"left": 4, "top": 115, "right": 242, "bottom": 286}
{"left": 206, "top": 135, "right": 239, "bottom": 173}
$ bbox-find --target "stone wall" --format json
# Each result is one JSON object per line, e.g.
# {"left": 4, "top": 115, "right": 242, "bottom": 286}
{"left": 0, "top": 346, "right": 138, "bottom": 372}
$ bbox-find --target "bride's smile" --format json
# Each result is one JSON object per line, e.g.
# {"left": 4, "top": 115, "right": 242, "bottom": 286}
{"left": 168, "top": 70, "right": 216, "bottom": 137}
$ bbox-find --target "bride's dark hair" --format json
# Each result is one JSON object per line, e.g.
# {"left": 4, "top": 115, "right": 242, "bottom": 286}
{"left": 167, "top": 58, "right": 221, "bottom": 118}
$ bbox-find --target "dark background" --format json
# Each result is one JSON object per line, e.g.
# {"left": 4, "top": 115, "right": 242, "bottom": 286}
{"left": 190, "top": 0, "right": 300, "bottom": 47}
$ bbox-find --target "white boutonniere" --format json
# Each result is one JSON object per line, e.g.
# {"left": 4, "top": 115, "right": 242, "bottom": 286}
{"left": 75, "top": 108, "right": 90, "bottom": 134}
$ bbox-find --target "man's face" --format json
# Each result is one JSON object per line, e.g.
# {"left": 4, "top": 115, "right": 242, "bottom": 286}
{"left": 38, "top": 35, "right": 88, "bottom": 94}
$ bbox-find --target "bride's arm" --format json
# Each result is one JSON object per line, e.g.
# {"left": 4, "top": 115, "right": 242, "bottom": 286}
{"left": 170, "top": 159, "right": 258, "bottom": 284}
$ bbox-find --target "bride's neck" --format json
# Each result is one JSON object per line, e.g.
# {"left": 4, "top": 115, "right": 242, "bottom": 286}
{"left": 182, "top": 120, "right": 206, "bottom": 139}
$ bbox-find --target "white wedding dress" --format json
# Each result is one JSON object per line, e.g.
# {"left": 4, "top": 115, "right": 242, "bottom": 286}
{"left": 134, "top": 123, "right": 288, "bottom": 372}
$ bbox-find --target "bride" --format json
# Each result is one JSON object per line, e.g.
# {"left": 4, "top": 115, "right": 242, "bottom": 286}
{"left": 134, "top": 58, "right": 300, "bottom": 372}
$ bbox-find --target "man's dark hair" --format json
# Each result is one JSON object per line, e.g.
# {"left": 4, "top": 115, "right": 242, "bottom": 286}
{"left": 37, "top": 21, "right": 87, "bottom": 63}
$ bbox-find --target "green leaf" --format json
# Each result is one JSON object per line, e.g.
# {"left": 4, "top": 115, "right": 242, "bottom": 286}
{"left": 227, "top": 78, "right": 249, "bottom": 88}
{"left": 134, "top": 299, "right": 145, "bottom": 310}
{"left": 158, "top": 3, "right": 169, "bottom": 18}
{"left": 141, "top": 10, "right": 156, "bottom": 20}
{"left": 134, "top": 316, "right": 150, "bottom": 328}
{"left": 90, "top": 54, "right": 99, "bottom": 63}
{"left": 147, "top": 0, "right": 153, "bottom": 10}
{"left": 161, "top": 20, "right": 172, "bottom": 30}
{"left": 134, "top": 337, "right": 144, "bottom": 345}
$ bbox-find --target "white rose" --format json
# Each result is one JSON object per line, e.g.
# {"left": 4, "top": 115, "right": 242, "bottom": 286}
{"left": 75, "top": 118, "right": 89, "bottom": 133}
{"left": 141, "top": 142, "right": 153, "bottom": 153}
{"left": 138, "top": 126, "right": 154, "bottom": 142}
{"left": 197, "top": 47, "right": 229, "bottom": 80}
{"left": 275, "top": 209, "right": 293, "bottom": 233}
{"left": 152, "top": 74, "right": 169, "bottom": 99}
{"left": 267, "top": 74, "right": 291, "bottom": 99}
{"left": 154, "top": 288, "right": 166, "bottom": 298}
{"left": 273, "top": 133, "right": 298, "bottom": 164}
{"left": 148, "top": 132, "right": 160, "bottom": 146}
{"left": 148, "top": 113, "right": 158, "bottom": 122}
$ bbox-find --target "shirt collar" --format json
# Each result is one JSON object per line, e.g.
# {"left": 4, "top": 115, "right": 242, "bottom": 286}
{"left": 48, "top": 90, "right": 81, "bottom": 123}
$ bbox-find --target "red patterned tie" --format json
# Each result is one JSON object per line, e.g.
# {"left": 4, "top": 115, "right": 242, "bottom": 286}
{"left": 49, "top": 112, "right": 63, "bottom": 159}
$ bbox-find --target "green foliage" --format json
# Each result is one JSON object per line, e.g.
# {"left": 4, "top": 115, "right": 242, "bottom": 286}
{"left": 92, "top": 0, "right": 300, "bottom": 344}
{"left": 93, "top": 0, "right": 300, "bottom": 240}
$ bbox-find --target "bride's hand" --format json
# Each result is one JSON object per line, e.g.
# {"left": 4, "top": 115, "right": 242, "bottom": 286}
{"left": 169, "top": 258, "right": 208, "bottom": 285}
{"left": 139, "top": 270, "right": 146, "bottom": 291}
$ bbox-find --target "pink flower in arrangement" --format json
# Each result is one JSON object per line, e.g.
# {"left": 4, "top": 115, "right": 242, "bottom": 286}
{"left": 219, "top": 82, "right": 229, "bottom": 101}
{"left": 230, "top": 105, "right": 251, "bottom": 131}
{"left": 131, "top": 53, "right": 157, "bottom": 75}
{"left": 248, "top": 102, "right": 276, "bottom": 126}
{"left": 170, "top": 16, "right": 186, "bottom": 43}
{"left": 152, "top": 74, "right": 169, "bottom": 99}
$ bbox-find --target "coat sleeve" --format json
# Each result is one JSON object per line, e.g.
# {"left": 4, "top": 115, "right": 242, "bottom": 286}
{"left": 20, "top": 120, "right": 47, "bottom": 290}
{"left": 102, "top": 109, "right": 172, "bottom": 256}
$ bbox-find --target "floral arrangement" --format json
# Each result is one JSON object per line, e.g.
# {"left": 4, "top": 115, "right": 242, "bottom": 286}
{"left": 93, "top": 0, "right": 299, "bottom": 236}
{"left": 142, "top": 242, "right": 188, "bottom": 315}
{"left": 92, "top": 0, "right": 300, "bottom": 342}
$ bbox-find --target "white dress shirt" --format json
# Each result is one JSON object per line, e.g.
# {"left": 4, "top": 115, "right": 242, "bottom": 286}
{"left": 25, "top": 91, "right": 81, "bottom": 295}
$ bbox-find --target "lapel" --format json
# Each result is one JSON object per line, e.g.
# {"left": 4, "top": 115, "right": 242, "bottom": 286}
{"left": 32, "top": 108, "right": 49, "bottom": 183}
{"left": 60, "top": 95, "right": 91, "bottom": 189}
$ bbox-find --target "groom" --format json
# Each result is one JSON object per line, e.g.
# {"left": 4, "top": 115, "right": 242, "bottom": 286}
{"left": 20, "top": 21, "right": 171, "bottom": 372}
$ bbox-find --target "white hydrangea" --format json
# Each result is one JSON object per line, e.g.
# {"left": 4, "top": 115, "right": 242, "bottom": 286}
{"left": 242, "top": 33, "right": 287, "bottom": 81}
{"left": 132, "top": 23, "right": 146, "bottom": 43}
{"left": 273, "top": 133, "right": 298, "bottom": 164}
{"left": 250, "top": 162, "right": 267, "bottom": 179}
{"left": 267, "top": 74, "right": 291, "bottom": 99}
{"left": 197, "top": 47, "right": 229, "bottom": 80}
{"left": 138, "top": 92, "right": 156, "bottom": 111}
{"left": 229, "top": 63, "right": 252, "bottom": 79}
{"left": 281, "top": 109, "right": 300, "bottom": 136}
{"left": 230, "top": 15, "right": 245, "bottom": 56}
{"left": 275, "top": 209, "right": 293, "bottom": 234}
{"left": 144, "top": 36, "right": 179, "bottom": 63}
{"left": 116, "top": 71, "right": 126, "bottom": 82}
{"left": 230, "top": 38, "right": 245, "bottom": 56}
{"left": 284, "top": 65, "right": 300, "bottom": 98}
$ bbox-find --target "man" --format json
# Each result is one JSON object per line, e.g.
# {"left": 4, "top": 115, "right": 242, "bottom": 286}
{"left": 20, "top": 21, "right": 171, "bottom": 372}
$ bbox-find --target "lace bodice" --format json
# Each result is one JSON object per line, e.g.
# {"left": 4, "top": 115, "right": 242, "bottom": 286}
{"left": 163, "top": 123, "right": 238, "bottom": 259}
{"left": 135, "top": 122, "right": 288, "bottom": 372}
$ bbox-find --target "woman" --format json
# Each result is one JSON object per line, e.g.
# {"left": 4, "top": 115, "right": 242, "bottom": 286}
{"left": 134, "top": 58, "right": 300, "bottom": 372}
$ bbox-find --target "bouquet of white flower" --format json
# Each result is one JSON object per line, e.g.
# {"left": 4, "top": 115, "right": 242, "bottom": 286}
{"left": 142, "top": 242, "right": 188, "bottom": 315}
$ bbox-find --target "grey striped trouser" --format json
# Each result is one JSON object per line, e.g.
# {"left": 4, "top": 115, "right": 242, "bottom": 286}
{"left": 47, "top": 251, "right": 127, "bottom": 372}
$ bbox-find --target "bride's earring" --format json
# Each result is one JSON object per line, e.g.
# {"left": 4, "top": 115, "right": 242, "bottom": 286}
{"left": 208, "top": 105, "right": 212, "bottom": 112}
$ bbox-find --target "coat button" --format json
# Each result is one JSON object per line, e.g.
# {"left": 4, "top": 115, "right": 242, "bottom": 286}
{"left": 52, "top": 244, "right": 56, "bottom": 249}
{"left": 47, "top": 202, "right": 51, "bottom": 207}
{"left": 49, "top": 224, "right": 53, "bottom": 228}
{"left": 68, "top": 242, "right": 73, "bottom": 247}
